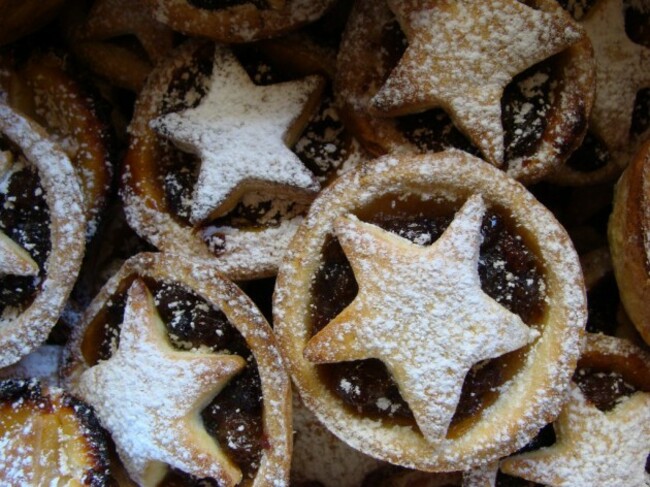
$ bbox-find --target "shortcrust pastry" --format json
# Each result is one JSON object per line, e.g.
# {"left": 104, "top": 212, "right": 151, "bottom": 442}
{"left": 0, "top": 378, "right": 111, "bottom": 485}
{"left": 335, "top": 0, "right": 594, "bottom": 182}
{"left": 501, "top": 333, "right": 650, "bottom": 486}
{"left": 274, "top": 150, "right": 586, "bottom": 471}
{"left": 609, "top": 140, "right": 650, "bottom": 344}
{"left": 0, "top": 104, "right": 86, "bottom": 367}
{"left": 123, "top": 39, "right": 364, "bottom": 280}
{"left": 62, "top": 0, "right": 176, "bottom": 92}
{"left": 551, "top": 0, "right": 650, "bottom": 185}
{"left": 143, "top": 0, "right": 336, "bottom": 43}
{"left": 63, "top": 252, "right": 291, "bottom": 486}
{"left": 0, "top": 50, "right": 114, "bottom": 237}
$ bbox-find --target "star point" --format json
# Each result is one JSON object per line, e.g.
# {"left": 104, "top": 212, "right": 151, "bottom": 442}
{"left": 304, "top": 194, "right": 538, "bottom": 442}
{"left": 370, "top": 0, "right": 583, "bottom": 165}
{"left": 501, "top": 384, "right": 650, "bottom": 486}
{"left": 77, "top": 278, "right": 246, "bottom": 487}
{"left": 152, "top": 46, "right": 323, "bottom": 224}
{"left": 582, "top": 0, "right": 650, "bottom": 153}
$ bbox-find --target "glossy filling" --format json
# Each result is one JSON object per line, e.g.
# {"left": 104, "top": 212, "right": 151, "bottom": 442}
{"left": 379, "top": 19, "right": 562, "bottom": 170}
{"left": 0, "top": 140, "right": 51, "bottom": 315}
{"left": 156, "top": 43, "right": 352, "bottom": 254}
{"left": 309, "top": 195, "right": 546, "bottom": 434}
{"left": 81, "top": 278, "right": 265, "bottom": 483}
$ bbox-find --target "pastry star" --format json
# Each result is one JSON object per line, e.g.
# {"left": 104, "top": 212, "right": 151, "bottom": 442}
{"left": 152, "top": 46, "right": 323, "bottom": 224}
{"left": 77, "top": 279, "right": 246, "bottom": 487}
{"left": 501, "top": 385, "right": 650, "bottom": 486}
{"left": 582, "top": 0, "right": 650, "bottom": 152}
{"left": 371, "top": 0, "right": 583, "bottom": 166}
{"left": 303, "top": 194, "right": 539, "bottom": 442}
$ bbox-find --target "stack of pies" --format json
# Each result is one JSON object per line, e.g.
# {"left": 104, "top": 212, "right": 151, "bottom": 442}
{"left": 0, "top": 0, "right": 648, "bottom": 485}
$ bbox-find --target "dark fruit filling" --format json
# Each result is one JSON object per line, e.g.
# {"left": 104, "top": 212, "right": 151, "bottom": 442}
{"left": 574, "top": 367, "right": 636, "bottom": 412}
{"left": 565, "top": 131, "right": 611, "bottom": 172}
{"left": 310, "top": 196, "right": 546, "bottom": 432}
{"left": 82, "top": 278, "right": 265, "bottom": 483}
{"left": 380, "top": 20, "right": 557, "bottom": 168}
{"left": 186, "top": 0, "right": 270, "bottom": 10}
{"left": 0, "top": 146, "right": 51, "bottom": 314}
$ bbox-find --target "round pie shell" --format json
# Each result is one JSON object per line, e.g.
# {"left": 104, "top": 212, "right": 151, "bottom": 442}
{"left": 273, "top": 150, "right": 586, "bottom": 471}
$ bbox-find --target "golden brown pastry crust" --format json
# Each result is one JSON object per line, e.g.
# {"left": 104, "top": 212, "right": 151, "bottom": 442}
{"left": 334, "top": 0, "right": 594, "bottom": 183}
{"left": 608, "top": 140, "right": 650, "bottom": 344}
{"left": 0, "top": 105, "right": 86, "bottom": 368}
{"left": 63, "top": 252, "right": 292, "bottom": 486}
{"left": 274, "top": 150, "right": 586, "bottom": 471}
{"left": 144, "top": 0, "right": 335, "bottom": 43}
{"left": 0, "top": 51, "right": 113, "bottom": 237}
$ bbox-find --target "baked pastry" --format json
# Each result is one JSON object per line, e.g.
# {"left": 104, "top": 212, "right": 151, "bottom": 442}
{"left": 143, "top": 0, "right": 336, "bottom": 44}
{"left": 0, "top": 379, "right": 111, "bottom": 485}
{"left": 551, "top": 0, "right": 650, "bottom": 185}
{"left": 0, "top": 103, "right": 86, "bottom": 367}
{"left": 0, "top": 0, "right": 67, "bottom": 46}
{"left": 63, "top": 0, "right": 175, "bottom": 92}
{"left": 501, "top": 333, "right": 650, "bottom": 485}
{"left": 335, "top": 0, "right": 594, "bottom": 182}
{"left": 609, "top": 140, "right": 650, "bottom": 344}
{"left": 274, "top": 150, "right": 586, "bottom": 471}
{"left": 0, "top": 50, "right": 114, "bottom": 237}
{"left": 123, "top": 39, "right": 364, "bottom": 280}
{"left": 63, "top": 252, "right": 291, "bottom": 486}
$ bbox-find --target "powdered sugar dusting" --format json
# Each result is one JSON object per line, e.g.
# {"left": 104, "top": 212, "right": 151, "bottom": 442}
{"left": 371, "top": 0, "right": 583, "bottom": 165}
{"left": 501, "top": 385, "right": 650, "bottom": 485}
{"left": 304, "top": 195, "right": 539, "bottom": 443}
{"left": 76, "top": 279, "right": 246, "bottom": 486}
{"left": 582, "top": 0, "right": 650, "bottom": 152}
{"left": 151, "top": 45, "right": 321, "bottom": 224}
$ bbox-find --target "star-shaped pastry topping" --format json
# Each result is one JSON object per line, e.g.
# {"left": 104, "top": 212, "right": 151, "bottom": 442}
{"left": 582, "top": 0, "right": 650, "bottom": 152}
{"left": 83, "top": 0, "right": 174, "bottom": 62}
{"left": 303, "top": 194, "right": 539, "bottom": 442}
{"left": 501, "top": 385, "right": 650, "bottom": 486}
{"left": 77, "top": 279, "right": 246, "bottom": 487}
{"left": 370, "top": 0, "right": 583, "bottom": 166}
{"left": 151, "top": 46, "right": 323, "bottom": 224}
{"left": 0, "top": 152, "right": 39, "bottom": 277}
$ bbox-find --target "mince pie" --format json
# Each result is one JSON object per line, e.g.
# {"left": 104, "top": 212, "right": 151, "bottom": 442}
{"left": 143, "top": 0, "right": 336, "bottom": 44}
{"left": 62, "top": 0, "right": 176, "bottom": 92}
{"left": 551, "top": 0, "right": 650, "bottom": 185}
{"left": 0, "top": 379, "right": 111, "bottom": 485}
{"left": 0, "top": 50, "right": 114, "bottom": 237}
{"left": 123, "top": 39, "right": 365, "bottom": 280}
{"left": 273, "top": 150, "right": 586, "bottom": 471}
{"left": 609, "top": 140, "right": 650, "bottom": 345}
{"left": 501, "top": 333, "right": 650, "bottom": 486}
{"left": 63, "top": 252, "right": 291, "bottom": 486}
{"left": 335, "top": 0, "right": 594, "bottom": 182}
{"left": 0, "top": 104, "right": 86, "bottom": 367}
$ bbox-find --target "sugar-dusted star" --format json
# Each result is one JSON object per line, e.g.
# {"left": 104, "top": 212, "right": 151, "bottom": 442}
{"left": 370, "top": 0, "right": 583, "bottom": 166}
{"left": 303, "top": 194, "right": 539, "bottom": 442}
{"left": 582, "top": 0, "right": 650, "bottom": 153}
{"left": 151, "top": 46, "right": 323, "bottom": 224}
{"left": 83, "top": 0, "right": 174, "bottom": 62}
{"left": 0, "top": 151, "right": 39, "bottom": 277}
{"left": 76, "top": 279, "right": 246, "bottom": 487}
{"left": 501, "top": 384, "right": 650, "bottom": 486}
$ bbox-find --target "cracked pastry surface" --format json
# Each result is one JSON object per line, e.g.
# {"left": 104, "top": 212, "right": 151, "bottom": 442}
{"left": 0, "top": 104, "right": 85, "bottom": 368}
{"left": 273, "top": 150, "right": 586, "bottom": 471}
{"left": 63, "top": 252, "right": 291, "bottom": 486}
